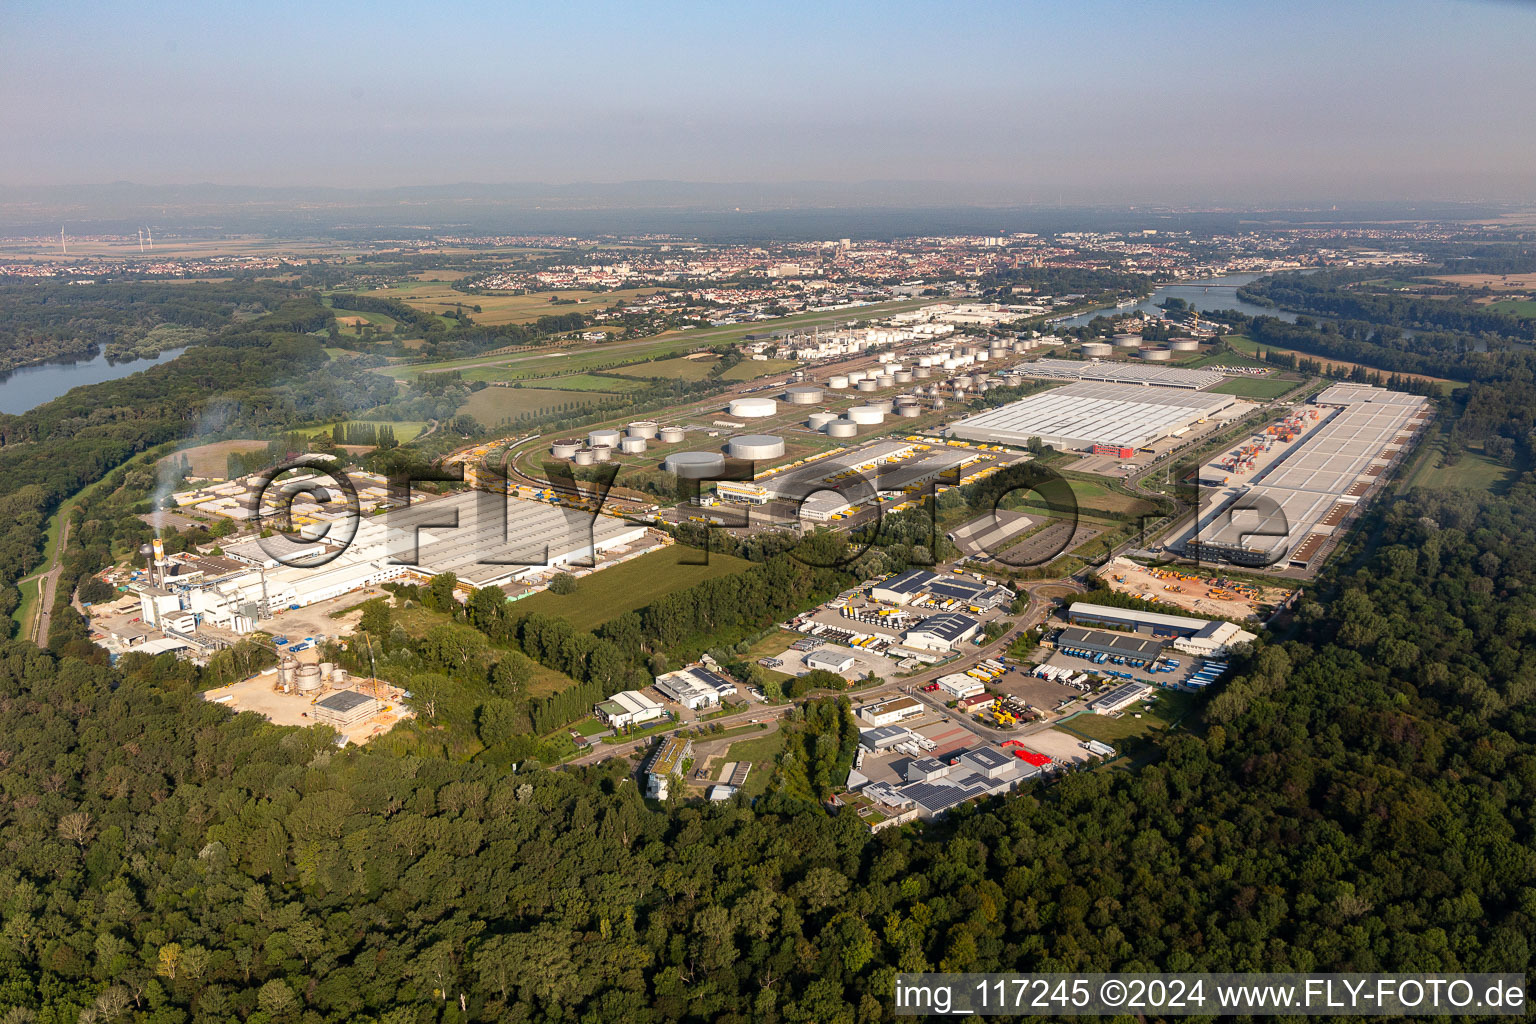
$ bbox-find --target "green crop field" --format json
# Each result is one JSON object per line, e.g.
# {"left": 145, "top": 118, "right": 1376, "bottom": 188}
{"left": 720, "top": 358, "right": 800, "bottom": 381}
{"left": 460, "top": 387, "right": 619, "bottom": 425}
{"left": 1404, "top": 433, "right": 1516, "bottom": 493}
{"left": 328, "top": 306, "right": 399, "bottom": 330}
{"left": 1487, "top": 299, "right": 1536, "bottom": 318}
{"left": 455, "top": 370, "right": 646, "bottom": 391}
{"left": 1207, "top": 376, "right": 1300, "bottom": 399}
{"left": 510, "top": 547, "right": 756, "bottom": 631}
{"left": 606, "top": 355, "right": 722, "bottom": 381}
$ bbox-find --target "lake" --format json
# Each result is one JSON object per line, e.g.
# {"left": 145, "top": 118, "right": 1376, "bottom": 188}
{"left": 0, "top": 346, "right": 189, "bottom": 415}
{"left": 1051, "top": 273, "right": 1299, "bottom": 329}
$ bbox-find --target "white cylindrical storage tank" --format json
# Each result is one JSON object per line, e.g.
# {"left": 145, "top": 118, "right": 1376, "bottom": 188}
{"left": 918, "top": 355, "right": 935, "bottom": 367}
{"left": 663, "top": 451, "right": 727, "bottom": 479}
{"left": 1014, "top": 340, "right": 1031, "bottom": 353}
{"left": 870, "top": 398, "right": 894, "bottom": 413}
{"left": 894, "top": 370, "right": 913, "bottom": 384}
{"left": 785, "top": 385, "right": 823, "bottom": 405}
{"left": 976, "top": 350, "right": 990, "bottom": 362}
{"left": 319, "top": 662, "right": 335, "bottom": 683}
{"left": 620, "top": 437, "right": 648, "bottom": 454}
{"left": 627, "top": 420, "right": 658, "bottom": 439}
{"left": 728, "top": 397, "right": 778, "bottom": 418}
{"left": 278, "top": 657, "right": 296, "bottom": 689}
{"left": 828, "top": 375, "right": 850, "bottom": 390}
{"left": 296, "top": 664, "right": 322, "bottom": 694}
{"left": 659, "top": 426, "right": 686, "bottom": 443}
{"left": 954, "top": 375, "right": 973, "bottom": 388}
{"left": 1081, "top": 342, "right": 1113, "bottom": 358}
{"left": 588, "top": 428, "right": 621, "bottom": 447}
{"left": 727, "top": 434, "right": 786, "bottom": 460}
{"left": 846, "top": 369, "right": 867, "bottom": 384}
{"left": 856, "top": 379, "right": 878, "bottom": 392}
{"left": 886, "top": 363, "right": 904, "bottom": 373}
{"left": 551, "top": 438, "right": 582, "bottom": 459}
{"left": 807, "top": 412, "right": 838, "bottom": 430}
{"left": 875, "top": 374, "right": 895, "bottom": 388}
{"left": 332, "top": 667, "right": 349, "bottom": 687}
{"left": 590, "top": 444, "right": 613, "bottom": 462}
{"left": 1141, "top": 347, "right": 1172, "bottom": 361}
{"left": 915, "top": 366, "right": 932, "bottom": 378}
{"left": 827, "top": 420, "right": 859, "bottom": 437}
{"left": 900, "top": 404, "right": 922, "bottom": 418}
{"left": 1114, "top": 335, "right": 1142, "bottom": 349}
{"left": 847, "top": 406, "right": 885, "bottom": 425}
{"left": 1170, "top": 338, "right": 1200, "bottom": 351}
{"left": 943, "top": 358, "right": 962, "bottom": 371}
{"left": 573, "top": 448, "right": 596, "bottom": 466}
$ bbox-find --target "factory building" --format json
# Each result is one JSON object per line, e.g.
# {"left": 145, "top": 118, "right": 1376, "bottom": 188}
{"left": 871, "top": 568, "right": 1011, "bottom": 610}
{"left": 858, "top": 695, "right": 925, "bottom": 726}
{"left": 1088, "top": 681, "right": 1154, "bottom": 715}
{"left": 311, "top": 690, "right": 384, "bottom": 729}
{"left": 595, "top": 689, "right": 665, "bottom": 728}
{"left": 947, "top": 380, "right": 1237, "bottom": 451}
{"left": 1016, "top": 358, "right": 1224, "bottom": 389}
{"left": 1053, "top": 625, "right": 1166, "bottom": 661}
{"left": 901, "top": 612, "right": 982, "bottom": 652}
{"left": 654, "top": 666, "right": 737, "bottom": 709}
{"left": 1067, "top": 602, "right": 1257, "bottom": 655}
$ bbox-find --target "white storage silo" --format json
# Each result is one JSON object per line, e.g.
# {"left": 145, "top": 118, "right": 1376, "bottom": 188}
{"left": 627, "top": 420, "right": 658, "bottom": 439}
{"left": 807, "top": 411, "right": 839, "bottom": 430}
{"left": 826, "top": 420, "right": 859, "bottom": 437}
{"left": 573, "top": 448, "right": 596, "bottom": 466}
{"left": 785, "top": 385, "right": 823, "bottom": 405}
{"left": 847, "top": 406, "right": 885, "bottom": 425}
{"left": 828, "top": 375, "right": 850, "bottom": 389}
{"left": 588, "top": 428, "right": 622, "bottom": 447}
{"left": 590, "top": 444, "right": 613, "bottom": 462}
{"left": 1170, "top": 338, "right": 1200, "bottom": 351}
{"left": 728, "top": 397, "right": 778, "bottom": 418}
{"left": 663, "top": 451, "right": 727, "bottom": 478}
{"left": 659, "top": 426, "right": 686, "bottom": 443}
{"left": 551, "top": 438, "right": 582, "bottom": 459}
{"left": 1140, "top": 347, "right": 1172, "bottom": 361}
{"left": 856, "top": 379, "right": 877, "bottom": 392}
{"left": 620, "top": 437, "right": 648, "bottom": 454}
{"left": 1081, "top": 342, "right": 1113, "bottom": 358}
{"left": 727, "top": 434, "right": 786, "bottom": 460}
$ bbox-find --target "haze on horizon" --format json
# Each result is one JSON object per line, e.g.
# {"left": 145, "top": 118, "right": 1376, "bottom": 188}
{"left": 3, "top": 0, "right": 1533, "bottom": 206}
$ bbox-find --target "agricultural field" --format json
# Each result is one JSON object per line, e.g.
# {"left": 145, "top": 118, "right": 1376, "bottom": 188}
{"left": 1428, "top": 272, "right": 1536, "bottom": 290}
{"left": 608, "top": 354, "right": 726, "bottom": 381}
{"left": 720, "top": 358, "right": 800, "bottom": 381}
{"left": 389, "top": 334, "right": 699, "bottom": 381}
{"left": 460, "top": 387, "right": 619, "bottom": 425}
{"left": 160, "top": 439, "right": 271, "bottom": 478}
{"left": 1486, "top": 299, "right": 1536, "bottom": 318}
{"left": 368, "top": 281, "right": 664, "bottom": 327}
{"left": 455, "top": 369, "right": 648, "bottom": 391}
{"left": 1206, "top": 375, "right": 1301, "bottom": 399}
{"left": 328, "top": 306, "right": 400, "bottom": 331}
{"left": 1187, "top": 346, "right": 1270, "bottom": 370}
{"left": 509, "top": 546, "right": 756, "bottom": 631}
{"left": 1053, "top": 476, "right": 1158, "bottom": 517}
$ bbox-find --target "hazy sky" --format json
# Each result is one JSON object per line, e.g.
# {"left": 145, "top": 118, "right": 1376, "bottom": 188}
{"left": 3, "top": 0, "right": 1533, "bottom": 203}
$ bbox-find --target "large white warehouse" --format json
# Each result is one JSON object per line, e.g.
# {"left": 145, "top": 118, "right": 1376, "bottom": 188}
{"left": 947, "top": 381, "right": 1237, "bottom": 450}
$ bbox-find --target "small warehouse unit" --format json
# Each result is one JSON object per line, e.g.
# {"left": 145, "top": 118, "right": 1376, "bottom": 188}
{"left": 1088, "top": 681, "right": 1153, "bottom": 714}
{"left": 805, "top": 647, "right": 858, "bottom": 674}
{"left": 936, "top": 672, "right": 986, "bottom": 699}
{"left": 1068, "top": 602, "right": 1257, "bottom": 655}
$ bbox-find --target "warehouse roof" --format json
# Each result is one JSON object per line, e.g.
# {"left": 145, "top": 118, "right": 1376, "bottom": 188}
{"left": 875, "top": 568, "right": 936, "bottom": 595}
{"left": 948, "top": 380, "right": 1236, "bottom": 449}
{"left": 1017, "top": 358, "right": 1225, "bottom": 389}
{"left": 910, "top": 612, "right": 981, "bottom": 642}
{"left": 1069, "top": 601, "right": 1214, "bottom": 633}
{"left": 1056, "top": 626, "right": 1165, "bottom": 659}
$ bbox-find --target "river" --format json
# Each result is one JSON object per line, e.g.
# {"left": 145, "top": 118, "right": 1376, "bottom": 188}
{"left": 0, "top": 346, "right": 189, "bottom": 416}
{"left": 1050, "top": 273, "right": 1298, "bottom": 329}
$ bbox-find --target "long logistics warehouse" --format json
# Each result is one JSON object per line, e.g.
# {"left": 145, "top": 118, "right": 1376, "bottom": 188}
{"left": 946, "top": 380, "right": 1238, "bottom": 450}
{"left": 1017, "top": 358, "right": 1225, "bottom": 389}
{"left": 1185, "top": 384, "right": 1430, "bottom": 569}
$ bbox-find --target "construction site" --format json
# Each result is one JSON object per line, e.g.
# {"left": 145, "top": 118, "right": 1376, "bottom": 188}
{"left": 1096, "top": 556, "right": 1293, "bottom": 620}
{"left": 202, "top": 654, "right": 413, "bottom": 745}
